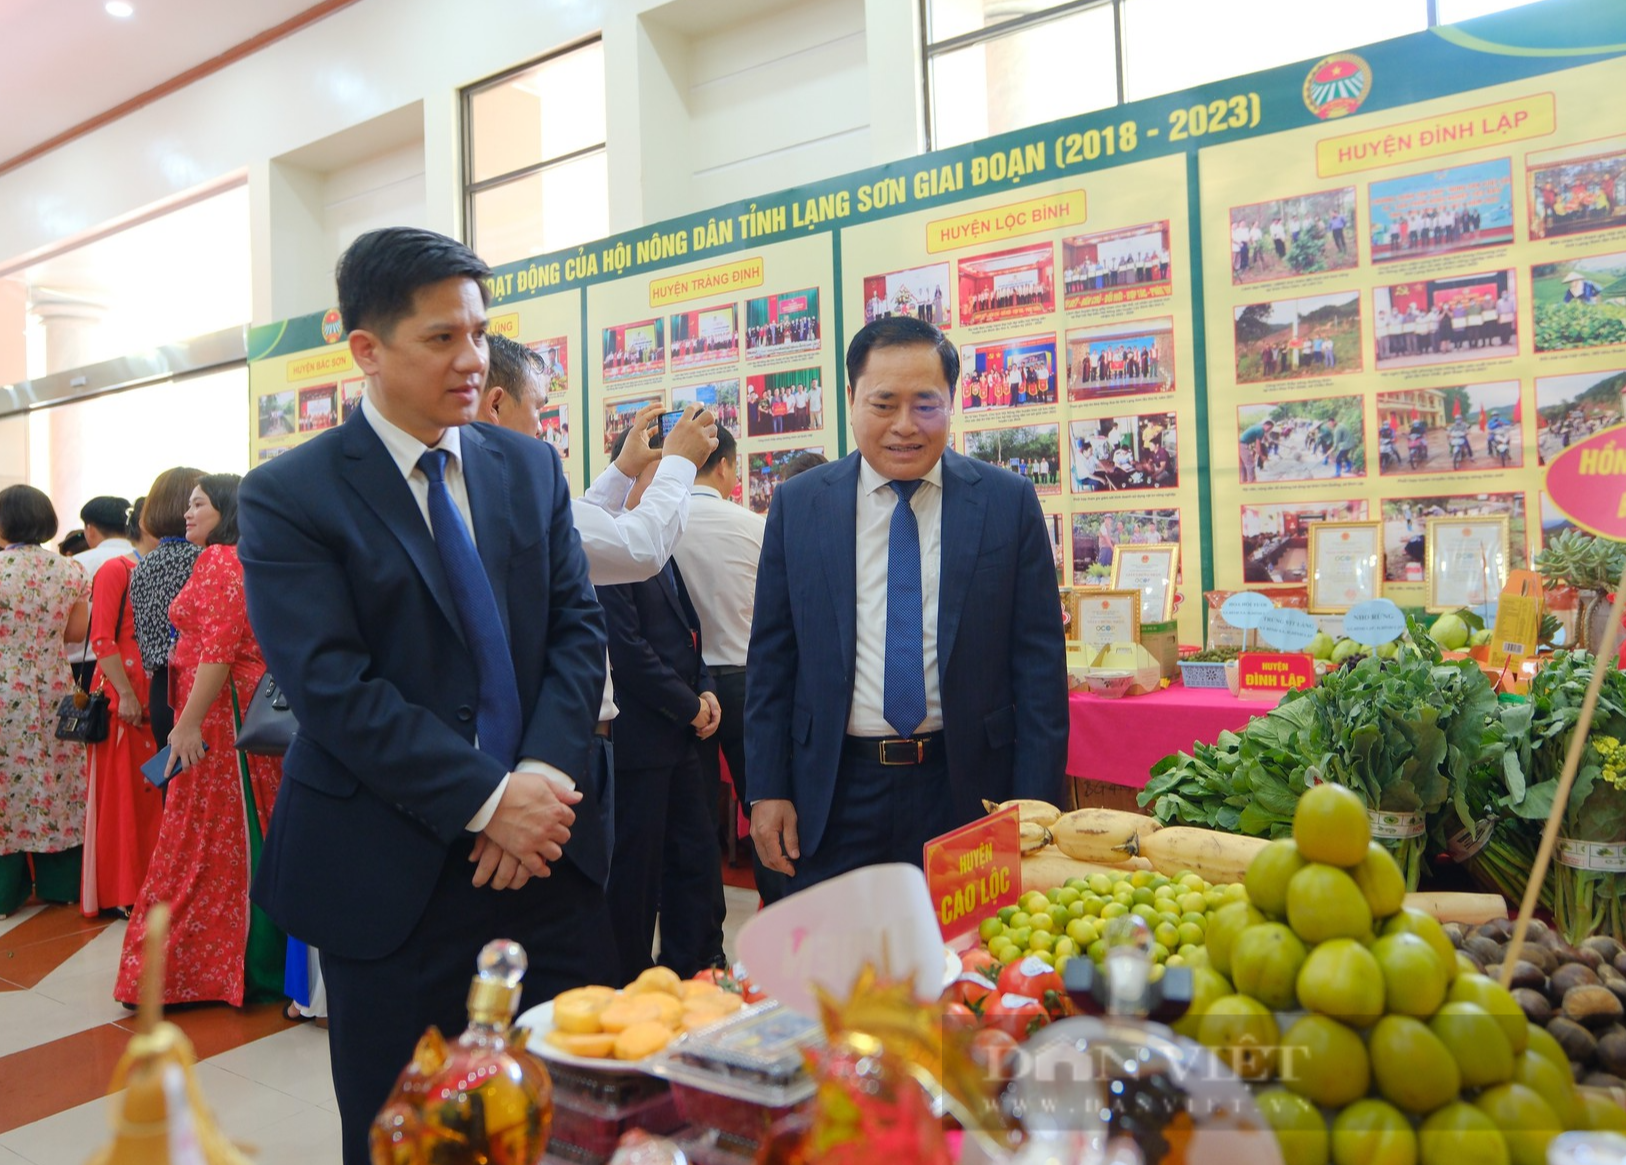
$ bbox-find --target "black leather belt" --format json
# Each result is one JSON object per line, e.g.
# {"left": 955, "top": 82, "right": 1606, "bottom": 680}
{"left": 842, "top": 732, "right": 942, "bottom": 766}
{"left": 711, "top": 664, "right": 748, "bottom": 676}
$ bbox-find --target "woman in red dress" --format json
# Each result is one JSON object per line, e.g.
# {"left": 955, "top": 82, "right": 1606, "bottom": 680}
{"left": 80, "top": 503, "right": 163, "bottom": 917}
{"left": 115, "top": 474, "right": 285, "bottom": 1006}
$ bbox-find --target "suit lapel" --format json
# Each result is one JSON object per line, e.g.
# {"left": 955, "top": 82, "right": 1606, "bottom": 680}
{"left": 660, "top": 561, "right": 689, "bottom": 628}
{"left": 936, "top": 450, "right": 987, "bottom": 683}
{"left": 340, "top": 410, "right": 466, "bottom": 647}
{"left": 820, "top": 455, "right": 860, "bottom": 680}
{"left": 460, "top": 426, "right": 513, "bottom": 643}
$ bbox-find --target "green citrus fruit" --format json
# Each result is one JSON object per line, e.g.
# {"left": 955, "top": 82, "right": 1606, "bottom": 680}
{"left": 1246, "top": 838, "right": 1308, "bottom": 917}
{"left": 1171, "top": 964, "right": 1233, "bottom": 1040}
{"left": 1197, "top": 993, "right": 1279, "bottom": 1081}
{"left": 1206, "top": 899, "right": 1265, "bottom": 977}
{"left": 1370, "top": 1015, "right": 1462, "bottom": 1115}
{"left": 1473, "top": 1083, "right": 1559, "bottom": 1165}
{"left": 1430, "top": 1001, "right": 1514, "bottom": 1088}
{"left": 1352, "top": 843, "right": 1407, "bottom": 918}
{"left": 1231, "top": 922, "right": 1309, "bottom": 1011}
{"left": 1383, "top": 908, "right": 1458, "bottom": 983}
{"left": 1281, "top": 1014, "right": 1370, "bottom": 1108}
{"left": 1523, "top": 1023, "right": 1567, "bottom": 1073}
{"left": 1294, "top": 783, "right": 1372, "bottom": 866}
{"left": 1509, "top": 1050, "right": 1579, "bottom": 1128}
{"left": 1369, "top": 932, "right": 1448, "bottom": 1018}
{"left": 1257, "top": 1087, "right": 1330, "bottom": 1165}
{"left": 1287, "top": 863, "right": 1373, "bottom": 944}
{"left": 1448, "top": 973, "right": 1528, "bottom": 1054}
{"left": 1297, "top": 938, "right": 1385, "bottom": 1027}
{"left": 1418, "top": 1103, "right": 1509, "bottom": 1165}
{"left": 1331, "top": 1099, "right": 1418, "bottom": 1165}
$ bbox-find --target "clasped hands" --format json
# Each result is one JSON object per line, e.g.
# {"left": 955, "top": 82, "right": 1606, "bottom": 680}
{"left": 692, "top": 691, "right": 721, "bottom": 740}
{"left": 469, "top": 768, "right": 581, "bottom": 890}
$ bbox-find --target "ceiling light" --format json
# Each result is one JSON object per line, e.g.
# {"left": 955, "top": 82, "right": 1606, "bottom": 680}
{"left": 105, "top": 1, "right": 134, "bottom": 16}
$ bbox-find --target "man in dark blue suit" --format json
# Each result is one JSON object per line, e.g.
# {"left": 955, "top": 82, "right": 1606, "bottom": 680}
{"left": 238, "top": 228, "right": 609, "bottom": 1165}
{"left": 745, "top": 315, "right": 1067, "bottom": 888}
{"left": 598, "top": 426, "right": 725, "bottom": 981}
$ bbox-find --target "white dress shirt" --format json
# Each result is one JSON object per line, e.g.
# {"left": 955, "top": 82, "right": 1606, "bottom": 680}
{"left": 575, "top": 457, "right": 695, "bottom": 719}
{"left": 847, "top": 456, "right": 944, "bottom": 737}
{"left": 70, "top": 538, "right": 135, "bottom": 662}
{"left": 361, "top": 396, "right": 567, "bottom": 829}
{"left": 672, "top": 484, "right": 764, "bottom": 668}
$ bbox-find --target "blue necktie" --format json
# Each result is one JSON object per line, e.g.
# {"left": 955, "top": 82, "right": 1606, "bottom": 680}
{"left": 417, "top": 449, "right": 522, "bottom": 768}
{"left": 884, "top": 480, "right": 926, "bottom": 737}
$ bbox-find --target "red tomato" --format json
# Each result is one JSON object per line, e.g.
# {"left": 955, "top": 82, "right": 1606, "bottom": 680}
{"left": 959, "top": 948, "right": 999, "bottom": 978}
{"left": 942, "top": 1001, "right": 976, "bottom": 1024}
{"left": 983, "top": 993, "right": 1050, "bottom": 1041}
{"left": 692, "top": 968, "right": 741, "bottom": 992}
{"left": 967, "top": 1027, "right": 1022, "bottom": 1081}
{"left": 997, "top": 956, "right": 1064, "bottom": 1001}
{"left": 947, "top": 971, "right": 997, "bottom": 1014}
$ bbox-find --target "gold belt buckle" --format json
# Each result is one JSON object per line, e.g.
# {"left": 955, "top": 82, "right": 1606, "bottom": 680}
{"left": 879, "top": 738, "right": 924, "bottom": 765}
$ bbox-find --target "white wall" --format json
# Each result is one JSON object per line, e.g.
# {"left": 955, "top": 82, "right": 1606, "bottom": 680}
{"left": 0, "top": 0, "right": 924, "bottom": 328}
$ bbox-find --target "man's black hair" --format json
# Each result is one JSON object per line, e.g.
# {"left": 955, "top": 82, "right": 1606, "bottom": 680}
{"left": 336, "top": 227, "right": 492, "bottom": 337}
{"left": 80, "top": 495, "right": 131, "bottom": 537}
{"left": 126, "top": 497, "right": 145, "bottom": 541}
{"left": 844, "top": 315, "right": 958, "bottom": 397}
{"left": 197, "top": 473, "right": 243, "bottom": 547}
{"left": 486, "top": 332, "right": 545, "bottom": 398}
{"left": 778, "top": 450, "right": 828, "bottom": 481}
{"left": 699, "top": 425, "right": 736, "bottom": 476}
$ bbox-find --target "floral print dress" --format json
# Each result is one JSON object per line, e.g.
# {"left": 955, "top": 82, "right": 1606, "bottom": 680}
{"left": 0, "top": 545, "right": 91, "bottom": 856}
{"left": 115, "top": 545, "right": 285, "bottom": 1005}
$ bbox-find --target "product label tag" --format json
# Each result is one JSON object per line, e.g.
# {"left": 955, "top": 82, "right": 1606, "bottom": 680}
{"left": 1368, "top": 810, "right": 1426, "bottom": 839}
{"left": 1557, "top": 838, "right": 1626, "bottom": 873}
{"left": 1490, "top": 570, "right": 1542, "bottom": 670}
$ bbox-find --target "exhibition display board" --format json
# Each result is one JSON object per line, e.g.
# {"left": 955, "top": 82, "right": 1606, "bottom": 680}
{"left": 247, "top": 0, "right": 1626, "bottom": 645}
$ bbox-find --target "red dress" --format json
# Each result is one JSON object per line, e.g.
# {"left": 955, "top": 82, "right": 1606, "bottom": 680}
{"left": 80, "top": 554, "right": 162, "bottom": 915}
{"left": 115, "top": 545, "right": 285, "bottom": 1006}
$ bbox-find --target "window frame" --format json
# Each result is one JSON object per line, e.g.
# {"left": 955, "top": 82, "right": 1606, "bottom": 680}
{"left": 460, "top": 35, "right": 607, "bottom": 254}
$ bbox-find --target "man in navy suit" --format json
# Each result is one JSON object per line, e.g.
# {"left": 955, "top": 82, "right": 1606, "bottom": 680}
{"left": 745, "top": 315, "right": 1067, "bottom": 888}
{"left": 598, "top": 425, "right": 725, "bottom": 982}
{"left": 238, "top": 228, "right": 608, "bottom": 1165}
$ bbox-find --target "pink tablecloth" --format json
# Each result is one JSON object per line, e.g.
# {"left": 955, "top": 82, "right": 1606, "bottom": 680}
{"left": 1067, "top": 684, "right": 1282, "bottom": 789}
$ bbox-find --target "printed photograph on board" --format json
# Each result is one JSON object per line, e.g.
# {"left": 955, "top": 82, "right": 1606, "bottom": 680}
{"left": 1528, "top": 139, "right": 1626, "bottom": 241}
{"left": 961, "top": 423, "right": 1062, "bottom": 495}
{"left": 540, "top": 404, "right": 569, "bottom": 459}
{"left": 258, "top": 390, "right": 296, "bottom": 439}
{"left": 1535, "top": 368, "right": 1626, "bottom": 465}
{"left": 1532, "top": 251, "right": 1626, "bottom": 352}
{"left": 747, "top": 446, "right": 826, "bottom": 513}
{"left": 1373, "top": 268, "right": 1519, "bottom": 368}
{"left": 1066, "top": 317, "right": 1175, "bottom": 401}
{"left": 1539, "top": 493, "right": 1583, "bottom": 548}
{"left": 861, "top": 263, "right": 952, "bottom": 327}
{"left": 1073, "top": 509, "right": 1181, "bottom": 585}
{"left": 1062, "top": 221, "right": 1172, "bottom": 308}
{"left": 1380, "top": 491, "right": 1526, "bottom": 583}
{"left": 1368, "top": 158, "right": 1515, "bottom": 262}
{"left": 298, "top": 384, "right": 338, "bottom": 433}
{"left": 745, "top": 288, "right": 821, "bottom": 355}
{"left": 602, "top": 318, "right": 665, "bottom": 383}
{"left": 668, "top": 304, "right": 739, "bottom": 370}
{"left": 1373, "top": 381, "right": 1523, "bottom": 474}
{"left": 957, "top": 242, "right": 1055, "bottom": 326}
{"left": 603, "top": 392, "right": 664, "bottom": 453}
{"left": 1236, "top": 395, "right": 1367, "bottom": 483}
{"left": 1067, "top": 412, "right": 1178, "bottom": 493}
{"left": 339, "top": 376, "right": 365, "bottom": 421}
{"left": 958, "top": 334, "right": 1058, "bottom": 411}
{"left": 1241, "top": 500, "right": 1370, "bottom": 585}
{"left": 1046, "top": 514, "right": 1064, "bottom": 582}
{"left": 673, "top": 379, "right": 743, "bottom": 438}
{"left": 1227, "top": 188, "right": 1357, "bottom": 285}
{"left": 527, "top": 337, "right": 569, "bottom": 397}
{"left": 746, "top": 368, "right": 823, "bottom": 436}
{"left": 1233, "top": 290, "right": 1361, "bottom": 382}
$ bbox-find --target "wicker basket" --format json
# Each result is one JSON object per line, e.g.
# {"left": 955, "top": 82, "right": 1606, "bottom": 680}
{"left": 1178, "top": 660, "right": 1231, "bottom": 689}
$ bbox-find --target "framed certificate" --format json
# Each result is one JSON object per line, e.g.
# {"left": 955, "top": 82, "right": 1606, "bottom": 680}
{"left": 1307, "top": 520, "right": 1384, "bottom": 613}
{"left": 1070, "top": 589, "right": 1142, "bottom": 653}
{"left": 1425, "top": 515, "right": 1510, "bottom": 613}
{"left": 1110, "top": 543, "right": 1180, "bottom": 624}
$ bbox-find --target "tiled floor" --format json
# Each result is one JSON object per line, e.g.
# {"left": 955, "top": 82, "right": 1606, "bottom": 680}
{"left": 0, "top": 884, "right": 761, "bottom": 1164}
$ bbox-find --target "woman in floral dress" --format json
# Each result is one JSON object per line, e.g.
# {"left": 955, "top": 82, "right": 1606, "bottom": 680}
{"left": 116, "top": 475, "right": 286, "bottom": 1005}
{"left": 0, "top": 485, "right": 91, "bottom": 916}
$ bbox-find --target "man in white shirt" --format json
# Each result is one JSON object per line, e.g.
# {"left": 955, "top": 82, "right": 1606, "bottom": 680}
{"left": 479, "top": 333, "right": 718, "bottom": 866}
{"left": 670, "top": 427, "right": 785, "bottom": 905}
{"left": 70, "top": 496, "right": 134, "bottom": 690}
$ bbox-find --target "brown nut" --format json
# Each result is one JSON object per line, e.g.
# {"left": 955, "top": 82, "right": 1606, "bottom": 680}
{"left": 1584, "top": 1072, "right": 1626, "bottom": 1091}
{"left": 1442, "top": 922, "right": 1466, "bottom": 949}
{"left": 1521, "top": 944, "right": 1558, "bottom": 975}
{"left": 1547, "top": 1015, "right": 1599, "bottom": 1062}
{"left": 1583, "top": 936, "right": 1626, "bottom": 964}
{"left": 1616, "top": 950, "right": 1626, "bottom": 978}
{"left": 1551, "top": 963, "right": 1602, "bottom": 996}
{"left": 1479, "top": 918, "right": 1515, "bottom": 941}
{"left": 1571, "top": 946, "right": 1606, "bottom": 972}
{"left": 1597, "top": 1030, "right": 1626, "bottom": 1078}
{"left": 1504, "top": 960, "right": 1547, "bottom": 991}
{"left": 1564, "top": 984, "right": 1626, "bottom": 1029}
{"left": 1464, "top": 936, "right": 1503, "bottom": 965}
{"left": 1512, "top": 987, "right": 1553, "bottom": 1025}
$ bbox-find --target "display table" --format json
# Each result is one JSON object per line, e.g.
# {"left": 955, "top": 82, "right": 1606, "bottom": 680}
{"left": 1067, "top": 684, "right": 1282, "bottom": 796}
